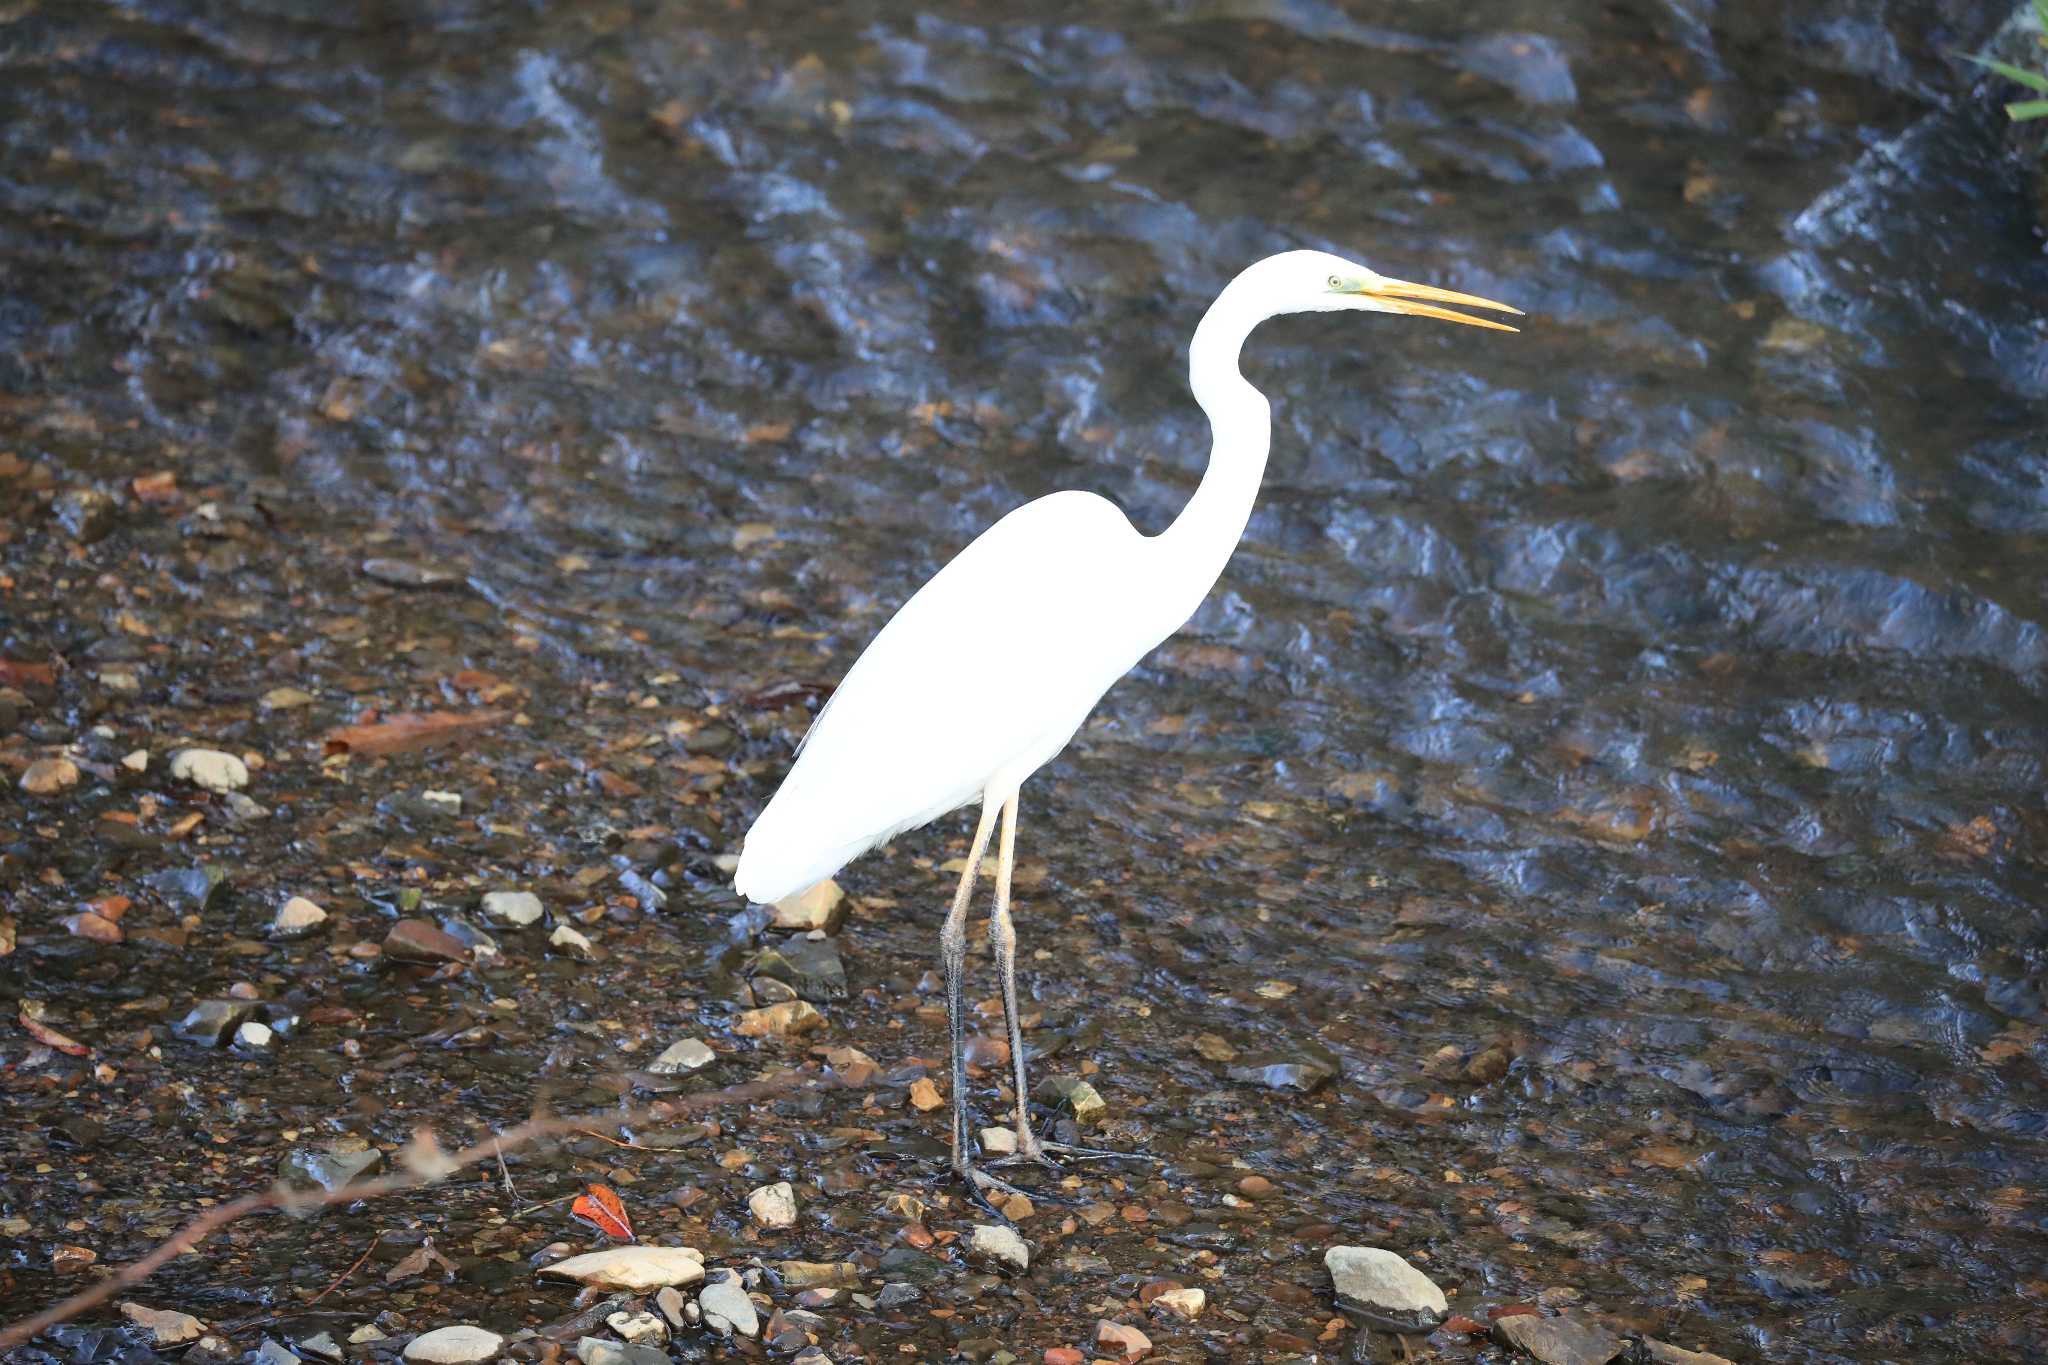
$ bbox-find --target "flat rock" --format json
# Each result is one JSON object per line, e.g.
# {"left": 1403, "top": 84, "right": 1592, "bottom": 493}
{"left": 575, "top": 1338, "right": 668, "bottom": 1365}
{"left": 384, "top": 919, "right": 469, "bottom": 963}
{"left": 1095, "top": 1320, "right": 1153, "bottom": 1360}
{"left": 550, "top": 924, "right": 593, "bottom": 953}
{"left": 539, "top": 1246, "right": 705, "bottom": 1291}
{"left": 735, "top": 1000, "right": 825, "bottom": 1038}
{"left": 119, "top": 1303, "right": 205, "bottom": 1345}
{"left": 481, "top": 890, "right": 544, "bottom": 926}
{"left": 21, "top": 757, "right": 80, "bottom": 795}
{"left": 698, "top": 1269, "right": 760, "bottom": 1337}
{"left": 774, "top": 1260, "right": 860, "bottom": 1289}
{"left": 169, "top": 748, "right": 248, "bottom": 793}
{"left": 604, "top": 1310, "right": 665, "bottom": 1345}
{"left": 261, "top": 686, "right": 316, "bottom": 710}
{"left": 748, "top": 1181, "right": 797, "bottom": 1228}
{"left": 649, "top": 1037, "right": 715, "bottom": 1074}
{"left": 1151, "top": 1287, "right": 1205, "bottom": 1320}
{"left": 968, "top": 1224, "right": 1029, "bottom": 1273}
{"left": 1643, "top": 1340, "right": 1736, "bottom": 1365}
{"left": 150, "top": 864, "right": 231, "bottom": 911}
{"left": 769, "top": 880, "right": 846, "bottom": 933}
{"left": 272, "top": 897, "right": 328, "bottom": 938}
{"left": 402, "top": 1325, "right": 503, "bottom": 1364}
{"left": 1226, "top": 1048, "right": 1337, "bottom": 1092}
{"left": 1494, "top": 1314, "right": 1627, "bottom": 1365}
{"left": 1325, "top": 1246, "right": 1446, "bottom": 1331}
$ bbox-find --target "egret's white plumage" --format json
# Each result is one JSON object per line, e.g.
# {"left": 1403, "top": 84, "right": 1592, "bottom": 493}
{"left": 732, "top": 249, "right": 1518, "bottom": 1202}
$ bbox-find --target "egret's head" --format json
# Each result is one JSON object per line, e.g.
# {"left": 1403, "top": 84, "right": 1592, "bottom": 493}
{"left": 1260, "top": 249, "right": 1521, "bottom": 331}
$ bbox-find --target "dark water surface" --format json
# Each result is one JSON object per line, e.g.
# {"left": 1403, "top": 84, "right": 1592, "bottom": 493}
{"left": 5, "top": 1, "right": 2048, "bottom": 1362}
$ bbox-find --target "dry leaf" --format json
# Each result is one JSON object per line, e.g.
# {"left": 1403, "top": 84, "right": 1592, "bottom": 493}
{"left": 323, "top": 709, "right": 511, "bottom": 757}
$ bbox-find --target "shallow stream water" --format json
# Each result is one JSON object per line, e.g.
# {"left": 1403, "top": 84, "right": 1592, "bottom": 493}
{"left": 4, "top": 2, "right": 2048, "bottom": 1362}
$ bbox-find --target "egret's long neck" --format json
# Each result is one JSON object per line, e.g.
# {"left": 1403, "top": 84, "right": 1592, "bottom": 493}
{"left": 1150, "top": 276, "right": 1274, "bottom": 631}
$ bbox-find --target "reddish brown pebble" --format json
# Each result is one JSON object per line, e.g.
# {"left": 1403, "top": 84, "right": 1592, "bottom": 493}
{"left": 1444, "top": 1315, "right": 1489, "bottom": 1334}
{"left": 1137, "top": 1279, "right": 1183, "bottom": 1306}
{"left": 1044, "top": 1351, "right": 1084, "bottom": 1365}
{"left": 382, "top": 918, "right": 468, "bottom": 963}
{"left": 1489, "top": 1304, "right": 1541, "bottom": 1319}
{"left": 1119, "top": 1205, "right": 1149, "bottom": 1223}
{"left": 1237, "top": 1175, "right": 1275, "bottom": 1198}
{"left": 1094, "top": 1320, "right": 1152, "bottom": 1360}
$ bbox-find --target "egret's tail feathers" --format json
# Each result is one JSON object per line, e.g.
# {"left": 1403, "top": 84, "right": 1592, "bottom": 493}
{"left": 732, "top": 830, "right": 874, "bottom": 907}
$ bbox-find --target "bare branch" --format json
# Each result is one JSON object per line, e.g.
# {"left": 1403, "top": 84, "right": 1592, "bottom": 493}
{"left": 0, "top": 1070, "right": 817, "bottom": 1352}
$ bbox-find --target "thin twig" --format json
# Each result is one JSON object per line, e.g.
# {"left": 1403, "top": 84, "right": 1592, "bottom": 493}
{"left": 0, "top": 1071, "right": 815, "bottom": 1352}
{"left": 495, "top": 1140, "right": 517, "bottom": 1200}
{"left": 304, "top": 1237, "right": 379, "bottom": 1308}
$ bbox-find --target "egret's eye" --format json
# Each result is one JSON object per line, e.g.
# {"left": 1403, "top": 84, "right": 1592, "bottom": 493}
{"left": 1327, "top": 274, "right": 1343, "bottom": 290}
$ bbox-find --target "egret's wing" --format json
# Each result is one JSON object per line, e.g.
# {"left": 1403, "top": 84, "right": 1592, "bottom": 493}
{"left": 734, "top": 491, "right": 1147, "bottom": 902}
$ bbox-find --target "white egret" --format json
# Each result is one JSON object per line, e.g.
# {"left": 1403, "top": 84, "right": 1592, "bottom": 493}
{"left": 735, "top": 250, "right": 1519, "bottom": 1204}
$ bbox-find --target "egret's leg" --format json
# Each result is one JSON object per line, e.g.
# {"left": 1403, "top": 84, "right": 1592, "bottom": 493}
{"left": 986, "top": 791, "right": 1159, "bottom": 1172}
{"left": 940, "top": 799, "right": 1032, "bottom": 1211}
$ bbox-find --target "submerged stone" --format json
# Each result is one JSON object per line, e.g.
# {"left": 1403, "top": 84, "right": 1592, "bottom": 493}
{"left": 1325, "top": 1246, "right": 1446, "bottom": 1331}
{"left": 750, "top": 935, "right": 848, "bottom": 1000}
{"left": 1493, "top": 1313, "right": 1627, "bottom": 1365}
{"left": 1225, "top": 1048, "right": 1337, "bottom": 1092}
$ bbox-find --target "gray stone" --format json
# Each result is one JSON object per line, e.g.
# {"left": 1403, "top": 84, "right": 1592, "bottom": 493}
{"left": 1033, "top": 1075, "right": 1106, "bottom": 1126}
{"left": 751, "top": 936, "right": 847, "bottom": 1000}
{"left": 279, "top": 1137, "right": 384, "bottom": 1194}
{"left": 648, "top": 1038, "right": 715, "bottom": 1074}
{"left": 697, "top": 1268, "right": 760, "bottom": 1337}
{"left": 874, "top": 1282, "right": 920, "bottom": 1310}
{"left": 174, "top": 1000, "right": 256, "bottom": 1046}
{"left": 481, "top": 891, "right": 544, "bottom": 926}
{"left": 1494, "top": 1314, "right": 1626, "bottom": 1365}
{"left": 654, "top": 1286, "right": 687, "bottom": 1328}
{"left": 1324, "top": 1246, "right": 1446, "bottom": 1332}
{"left": 1642, "top": 1342, "right": 1735, "bottom": 1365}
{"left": 1226, "top": 1049, "right": 1337, "bottom": 1092}
{"left": 402, "top": 1325, "right": 504, "bottom": 1364}
{"left": 968, "top": 1224, "right": 1029, "bottom": 1273}
{"left": 255, "top": 1339, "right": 301, "bottom": 1365}
{"left": 298, "top": 1331, "right": 342, "bottom": 1361}
{"left": 151, "top": 864, "right": 230, "bottom": 911}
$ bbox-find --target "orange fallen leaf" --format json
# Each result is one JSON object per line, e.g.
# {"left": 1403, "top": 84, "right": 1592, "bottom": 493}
{"left": 323, "top": 709, "right": 511, "bottom": 757}
{"left": 0, "top": 660, "right": 56, "bottom": 686}
{"left": 570, "top": 1182, "right": 635, "bottom": 1243}
{"left": 19, "top": 1002, "right": 90, "bottom": 1055}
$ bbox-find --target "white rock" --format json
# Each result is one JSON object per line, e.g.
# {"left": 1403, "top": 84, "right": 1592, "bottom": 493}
{"left": 605, "top": 1310, "right": 666, "bottom": 1345}
{"left": 118, "top": 1303, "right": 205, "bottom": 1345}
{"left": 122, "top": 749, "right": 150, "bottom": 772}
{"left": 697, "top": 1269, "right": 759, "bottom": 1337}
{"left": 968, "top": 1223, "right": 1029, "bottom": 1273}
{"left": 979, "top": 1126, "right": 1018, "bottom": 1156}
{"left": 482, "top": 891, "right": 544, "bottom": 926}
{"left": 272, "top": 897, "right": 328, "bottom": 938}
{"left": 538, "top": 1246, "right": 705, "bottom": 1291}
{"left": 348, "top": 1325, "right": 388, "bottom": 1344}
{"left": 235, "top": 1021, "right": 274, "bottom": 1050}
{"left": 169, "top": 748, "right": 248, "bottom": 793}
{"left": 1324, "top": 1245, "right": 1446, "bottom": 1328}
{"left": 747, "top": 1181, "right": 797, "bottom": 1229}
{"left": 402, "top": 1325, "right": 503, "bottom": 1364}
{"left": 421, "top": 790, "right": 462, "bottom": 814}
{"left": 549, "top": 924, "right": 592, "bottom": 952}
{"left": 649, "top": 1037, "right": 715, "bottom": 1073}
{"left": 1151, "top": 1287, "right": 1205, "bottom": 1320}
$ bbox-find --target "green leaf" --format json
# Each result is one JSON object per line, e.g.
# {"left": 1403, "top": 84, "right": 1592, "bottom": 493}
{"left": 2008, "top": 98, "right": 2048, "bottom": 120}
{"left": 2036, "top": 0, "right": 2048, "bottom": 31}
{"left": 1964, "top": 53, "right": 2048, "bottom": 93}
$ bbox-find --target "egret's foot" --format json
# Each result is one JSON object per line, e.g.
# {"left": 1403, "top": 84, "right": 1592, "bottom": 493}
{"left": 957, "top": 1163, "right": 1035, "bottom": 1220}
{"left": 990, "top": 1138, "right": 1159, "bottom": 1170}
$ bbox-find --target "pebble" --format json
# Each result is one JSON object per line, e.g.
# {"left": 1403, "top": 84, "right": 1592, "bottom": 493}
{"left": 384, "top": 919, "right": 469, "bottom": 964}
{"left": 119, "top": 1303, "right": 205, "bottom": 1345}
{"left": 968, "top": 1224, "right": 1029, "bottom": 1273}
{"left": 539, "top": 1246, "right": 706, "bottom": 1291}
{"left": 1044, "top": 1351, "right": 1084, "bottom": 1365}
{"left": 980, "top": 1126, "right": 1018, "bottom": 1155}
{"left": 1225, "top": 1050, "right": 1337, "bottom": 1092}
{"left": 20, "top": 756, "right": 79, "bottom": 795}
{"left": 234, "top": 1020, "right": 274, "bottom": 1051}
{"left": 1094, "top": 1320, "right": 1153, "bottom": 1360}
{"left": 1324, "top": 1246, "right": 1447, "bottom": 1331}
{"left": 349, "top": 1325, "right": 388, "bottom": 1344}
{"left": 735, "top": 1000, "right": 825, "bottom": 1037}
{"left": 605, "top": 1310, "right": 666, "bottom": 1345}
{"left": 774, "top": 1260, "right": 860, "bottom": 1289}
{"left": 649, "top": 1037, "right": 716, "bottom": 1073}
{"left": 271, "top": 896, "right": 328, "bottom": 938}
{"left": 1150, "top": 1287, "right": 1205, "bottom": 1320}
{"left": 654, "top": 1286, "right": 687, "bottom": 1328}
{"left": 149, "top": 864, "right": 230, "bottom": 911}
{"left": 362, "top": 557, "right": 457, "bottom": 587}
{"left": 169, "top": 748, "right": 249, "bottom": 793}
{"left": 402, "top": 1325, "right": 504, "bottom": 1364}
{"left": 748, "top": 1181, "right": 798, "bottom": 1228}
{"left": 121, "top": 749, "right": 149, "bottom": 772}
{"left": 874, "top": 1283, "right": 920, "bottom": 1310}
{"left": 768, "top": 879, "right": 847, "bottom": 932}
{"left": 300, "top": 1331, "right": 342, "bottom": 1361}
{"left": 481, "top": 890, "right": 544, "bottom": 926}
{"left": 260, "top": 686, "right": 315, "bottom": 710}
{"left": 550, "top": 924, "right": 593, "bottom": 953}
{"left": 751, "top": 935, "right": 848, "bottom": 999}
{"left": 257, "top": 1339, "right": 300, "bottom": 1365}
{"left": 908, "top": 1077, "right": 943, "bottom": 1111}
{"left": 697, "top": 1268, "right": 760, "bottom": 1337}
{"left": 1494, "top": 1314, "right": 1627, "bottom": 1365}
{"left": 575, "top": 1338, "right": 668, "bottom": 1365}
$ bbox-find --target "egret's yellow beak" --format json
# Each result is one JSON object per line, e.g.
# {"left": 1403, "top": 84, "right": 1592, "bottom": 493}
{"left": 1357, "top": 277, "right": 1523, "bottom": 332}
